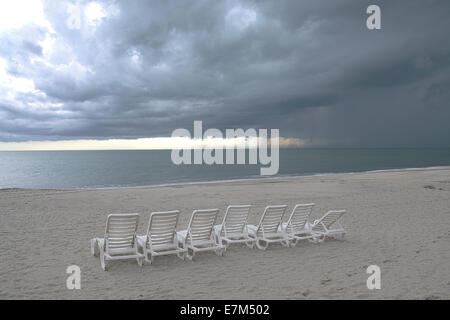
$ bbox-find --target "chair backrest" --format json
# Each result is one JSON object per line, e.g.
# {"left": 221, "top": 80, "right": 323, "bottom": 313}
{"left": 221, "top": 205, "right": 251, "bottom": 236}
{"left": 256, "top": 205, "right": 287, "bottom": 236}
{"left": 105, "top": 213, "right": 140, "bottom": 251}
{"left": 286, "top": 203, "right": 314, "bottom": 233}
{"left": 187, "top": 209, "right": 219, "bottom": 243}
{"left": 146, "top": 210, "right": 180, "bottom": 247}
{"left": 312, "top": 210, "right": 346, "bottom": 232}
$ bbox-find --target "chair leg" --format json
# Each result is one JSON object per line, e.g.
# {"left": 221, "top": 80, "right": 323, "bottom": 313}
{"left": 245, "top": 239, "right": 255, "bottom": 249}
{"left": 215, "top": 234, "right": 221, "bottom": 245}
{"left": 217, "top": 237, "right": 227, "bottom": 251}
{"left": 174, "top": 239, "right": 187, "bottom": 260}
{"left": 186, "top": 247, "right": 195, "bottom": 261}
{"left": 308, "top": 233, "right": 319, "bottom": 243}
{"left": 215, "top": 247, "right": 225, "bottom": 256}
{"left": 133, "top": 245, "right": 143, "bottom": 266}
{"left": 290, "top": 238, "right": 298, "bottom": 247}
{"left": 90, "top": 239, "right": 98, "bottom": 256}
{"left": 256, "top": 239, "right": 268, "bottom": 250}
{"left": 100, "top": 250, "right": 108, "bottom": 271}
{"left": 145, "top": 251, "right": 154, "bottom": 265}
{"left": 222, "top": 239, "right": 229, "bottom": 252}
{"left": 177, "top": 250, "right": 186, "bottom": 260}
{"left": 281, "top": 239, "right": 290, "bottom": 247}
{"left": 142, "top": 247, "right": 150, "bottom": 265}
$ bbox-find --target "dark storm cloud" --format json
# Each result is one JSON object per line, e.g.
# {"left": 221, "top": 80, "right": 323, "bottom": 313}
{"left": 0, "top": 0, "right": 450, "bottom": 146}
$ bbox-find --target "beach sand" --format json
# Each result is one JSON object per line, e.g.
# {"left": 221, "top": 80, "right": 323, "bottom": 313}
{"left": 0, "top": 167, "right": 449, "bottom": 299}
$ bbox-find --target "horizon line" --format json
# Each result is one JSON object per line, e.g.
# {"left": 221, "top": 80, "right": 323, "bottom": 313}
{"left": 0, "top": 136, "right": 307, "bottom": 151}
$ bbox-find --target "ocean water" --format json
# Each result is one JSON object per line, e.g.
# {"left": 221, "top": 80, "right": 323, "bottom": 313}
{"left": 0, "top": 148, "right": 449, "bottom": 189}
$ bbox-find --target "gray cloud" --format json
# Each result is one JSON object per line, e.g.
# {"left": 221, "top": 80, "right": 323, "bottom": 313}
{"left": 0, "top": 0, "right": 449, "bottom": 146}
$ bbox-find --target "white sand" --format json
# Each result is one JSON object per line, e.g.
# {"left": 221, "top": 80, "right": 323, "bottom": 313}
{"left": 0, "top": 167, "right": 449, "bottom": 299}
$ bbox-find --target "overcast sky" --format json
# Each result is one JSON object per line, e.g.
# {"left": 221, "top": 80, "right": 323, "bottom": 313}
{"left": 0, "top": 0, "right": 449, "bottom": 148}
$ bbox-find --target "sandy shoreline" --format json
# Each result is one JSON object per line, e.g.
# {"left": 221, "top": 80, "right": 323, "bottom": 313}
{"left": 1, "top": 167, "right": 449, "bottom": 299}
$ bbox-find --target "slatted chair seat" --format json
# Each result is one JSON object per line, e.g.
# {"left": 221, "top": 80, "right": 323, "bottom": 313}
{"left": 247, "top": 205, "right": 290, "bottom": 250}
{"left": 177, "top": 209, "right": 225, "bottom": 260}
{"left": 214, "top": 205, "right": 255, "bottom": 250}
{"left": 137, "top": 210, "right": 186, "bottom": 264}
{"left": 311, "top": 210, "right": 346, "bottom": 242}
{"left": 91, "top": 213, "right": 144, "bottom": 271}
{"left": 281, "top": 203, "right": 317, "bottom": 246}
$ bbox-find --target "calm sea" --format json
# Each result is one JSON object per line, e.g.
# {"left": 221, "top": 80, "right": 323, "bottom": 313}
{"left": 0, "top": 148, "right": 449, "bottom": 189}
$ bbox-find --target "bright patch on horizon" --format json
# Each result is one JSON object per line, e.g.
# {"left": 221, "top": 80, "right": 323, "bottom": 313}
{"left": 0, "top": 137, "right": 306, "bottom": 151}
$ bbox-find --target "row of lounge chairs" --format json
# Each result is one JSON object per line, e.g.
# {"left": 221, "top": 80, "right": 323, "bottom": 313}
{"left": 91, "top": 204, "right": 346, "bottom": 270}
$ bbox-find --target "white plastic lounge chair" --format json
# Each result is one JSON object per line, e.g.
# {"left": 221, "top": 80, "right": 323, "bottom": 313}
{"left": 281, "top": 203, "right": 317, "bottom": 246}
{"left": 137, "top": 210, "right": 187, "bottom": 264}
{"left": 90, "top": 213, "right": 144, "bottom": 271}
{"left": 247, "top": 205, "right": 290, "bottom": 250}
{"left": 214, "top": 205, "right": 255, "bottom": 250}
{"left": 177, "top": 209, "right": 225, "bottom": 260}
{"left": 311, "top": 210, "right": 346, "bottom": 242}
